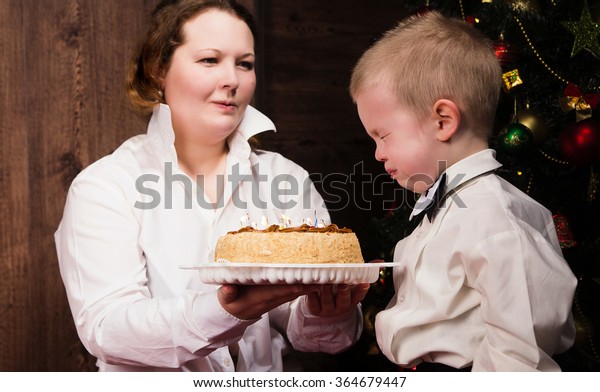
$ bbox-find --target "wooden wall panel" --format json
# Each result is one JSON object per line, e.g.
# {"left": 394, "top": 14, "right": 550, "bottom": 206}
{"left": 0, "top": 0, "right": 30, "bottom": 372}
{"left": 23, "top": 0, "right": 94, "bottom": 368}
{"left": 89, "top": 1, "right": 158, "bottom": 159}
{"left": 0, "top": 0, "right": 157, "bottom": 371}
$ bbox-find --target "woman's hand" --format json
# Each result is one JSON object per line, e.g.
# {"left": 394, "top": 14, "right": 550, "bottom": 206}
{"left": 218, "top": 282, "right": 370, "bottom": 320}
{"left": 218, "top": 284, "right": 316, "bottom": 320}
{"left": 305, "top": 283, "right": 370, "bottom": 318}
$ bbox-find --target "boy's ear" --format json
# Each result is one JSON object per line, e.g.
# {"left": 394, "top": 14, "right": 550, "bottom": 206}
{"left": 432, "top": 99, "right": 460, "bottom": 142}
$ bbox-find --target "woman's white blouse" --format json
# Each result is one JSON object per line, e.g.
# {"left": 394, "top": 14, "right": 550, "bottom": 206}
{"left": 55, "top": 104, "right": 362, "bottom": 371}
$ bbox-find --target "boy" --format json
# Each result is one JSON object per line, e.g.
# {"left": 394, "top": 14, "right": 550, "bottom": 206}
{"left": 349, "top": 11, "right": 577, "bottom": 371}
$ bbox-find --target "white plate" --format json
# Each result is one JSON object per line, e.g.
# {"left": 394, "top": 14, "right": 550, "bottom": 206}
{"left": 181, "top": 262, "right": 402, "bottom": 285}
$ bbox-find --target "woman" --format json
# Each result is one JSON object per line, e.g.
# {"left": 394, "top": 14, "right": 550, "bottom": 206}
{"left": 55, "top": 0, "right": 368, "bottom": 371}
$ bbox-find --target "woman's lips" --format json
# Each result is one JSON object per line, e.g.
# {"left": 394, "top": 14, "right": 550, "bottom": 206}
{"left": 214, "top": 101, "right": 238, "bottom": 112}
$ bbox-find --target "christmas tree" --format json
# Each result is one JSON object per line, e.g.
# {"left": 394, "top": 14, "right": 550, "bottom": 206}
{"left": 360, "top": 0, "right": 600, "bottom": 371}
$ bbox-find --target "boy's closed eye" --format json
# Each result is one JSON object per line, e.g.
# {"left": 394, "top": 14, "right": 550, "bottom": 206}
{"left": 369, "top": 129, "right": 389, "bottom": 140}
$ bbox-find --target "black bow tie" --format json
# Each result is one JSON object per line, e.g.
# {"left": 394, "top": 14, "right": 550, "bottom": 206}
{"left": 412, "top": 173, "right": 447, "bottom": 224}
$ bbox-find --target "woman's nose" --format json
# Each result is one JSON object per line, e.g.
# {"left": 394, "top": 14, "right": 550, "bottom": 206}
{"left": 220, "top": 64, "right": 239, "bottom": 90}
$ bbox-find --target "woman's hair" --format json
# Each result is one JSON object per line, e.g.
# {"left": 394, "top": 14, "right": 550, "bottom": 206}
{"left": 350, "top": 11, "right": 501, "bottom": 136}
{"left": 126, "top": 0, "right": 256, "bottom": 115}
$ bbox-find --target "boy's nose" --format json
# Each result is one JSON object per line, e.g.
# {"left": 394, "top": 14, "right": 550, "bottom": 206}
{"left": 375, "top": 147, "right": 386, "bottom": 162}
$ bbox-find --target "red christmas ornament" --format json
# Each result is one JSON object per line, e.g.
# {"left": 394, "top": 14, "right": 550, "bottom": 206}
{"left": 553, "top": 213, "right": 577, "bottom": 249}
{"left": 465, "top": 15, "right": 478, "bottom": 25}
{"left": 494, "top": 35, "right": 518, "bottom": 69}
{"left": 560, "top": 118, "right": 600, "bottom": 166}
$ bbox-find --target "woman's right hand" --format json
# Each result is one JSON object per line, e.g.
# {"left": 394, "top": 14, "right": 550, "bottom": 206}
{"left": 218, "top": 284, "right": 317, "bottom": 320}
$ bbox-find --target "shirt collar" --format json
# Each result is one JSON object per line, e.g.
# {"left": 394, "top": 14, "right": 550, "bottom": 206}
{"left": 409, "top": 149, "right": 502, "bottom": 221}
{"left": 444, "top": 149, "right": 502, "bottom": 192}
{"left": 147, "top": 103, "right": 276, "bottom": 159}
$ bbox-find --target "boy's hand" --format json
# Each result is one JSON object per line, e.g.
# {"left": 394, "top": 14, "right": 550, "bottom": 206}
{"left": 305, "top": 283, "right": 370, "bottom": 317}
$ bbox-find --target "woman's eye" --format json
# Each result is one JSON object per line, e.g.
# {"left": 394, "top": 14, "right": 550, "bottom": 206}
{"left": 238, "top": 61, "right": 254, "bottom": 70}
{"left": 199, "top": 57, "right": 218, "bottom": 64}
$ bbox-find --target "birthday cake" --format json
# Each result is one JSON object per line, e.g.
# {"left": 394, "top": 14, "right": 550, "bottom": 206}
{"left": 214, "top": 224, "right": 364, "bottom": 264}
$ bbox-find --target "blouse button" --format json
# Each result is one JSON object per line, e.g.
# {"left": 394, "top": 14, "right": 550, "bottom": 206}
{"left": 399, "top": 295, "right": 405, "bottom": 303}
{"left": 223, "top": 357, "right": 232, "bottom": 367}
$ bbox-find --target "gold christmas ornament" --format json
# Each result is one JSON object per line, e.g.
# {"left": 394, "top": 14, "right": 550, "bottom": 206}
{"left": 560, "top": 1, "right": 600, "bottom": 58}
{"left": 561, "top": 95, "right": 593, "bottom": 121}
{"left": 559, "top": 83, "right": 599, "bottom": 122}
{"left": 502, "top": 69, "right": 523, "bottom": 92}
{"left": 516, "top": 108, "right": 549, "bottom": 145}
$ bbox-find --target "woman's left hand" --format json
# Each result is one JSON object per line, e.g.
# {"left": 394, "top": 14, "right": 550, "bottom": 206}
{"left": 305, "top": 283, "right": 370, "bottom": 317}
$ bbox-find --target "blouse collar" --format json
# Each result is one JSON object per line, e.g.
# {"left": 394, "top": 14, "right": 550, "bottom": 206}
{"left": 146, "top": 103, "right": 276, "bottom": 160}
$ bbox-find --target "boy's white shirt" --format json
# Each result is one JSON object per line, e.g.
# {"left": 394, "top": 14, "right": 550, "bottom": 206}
{"left": 376, "top": 149, "right": 577, "bottom": 371}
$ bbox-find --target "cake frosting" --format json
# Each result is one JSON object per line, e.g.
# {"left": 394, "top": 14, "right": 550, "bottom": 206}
{"left": 214, "top": 224, "right": 364, "bottom": 264}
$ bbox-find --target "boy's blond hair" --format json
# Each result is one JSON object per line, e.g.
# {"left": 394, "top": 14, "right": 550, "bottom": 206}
{"left": 350, "top": 11, "right": 501, "bottom": 137}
